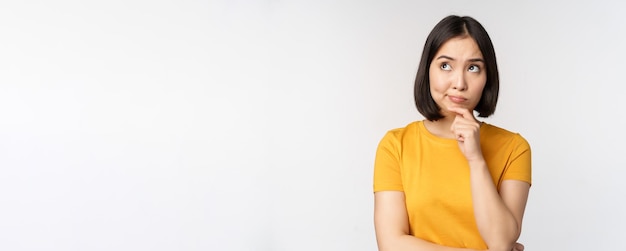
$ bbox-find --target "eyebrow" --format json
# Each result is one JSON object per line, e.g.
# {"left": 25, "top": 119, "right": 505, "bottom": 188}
{"left": 436, "top": 55, "right": 484, "bottom": 63}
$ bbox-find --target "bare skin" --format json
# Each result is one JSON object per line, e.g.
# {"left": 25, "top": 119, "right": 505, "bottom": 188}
{"left": 375, "top": 36, "right": 529, "bottom": 251}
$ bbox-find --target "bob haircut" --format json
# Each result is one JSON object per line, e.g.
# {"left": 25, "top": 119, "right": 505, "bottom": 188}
{"left": 414, "top": 15, "right": 499, "bottom": 121}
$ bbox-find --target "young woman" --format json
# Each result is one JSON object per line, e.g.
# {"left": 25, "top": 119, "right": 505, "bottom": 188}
{"left": 373, "top": 15, "right": 531, "bottom": 251}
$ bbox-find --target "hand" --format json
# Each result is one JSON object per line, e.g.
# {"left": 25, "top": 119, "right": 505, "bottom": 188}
{"left": 483, "top": 242, "right": 524, "bottom": 251}
{"left": 448, "top": 107, "right": 483, "bottom": 162}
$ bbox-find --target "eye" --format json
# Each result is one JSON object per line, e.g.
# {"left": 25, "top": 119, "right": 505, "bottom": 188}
{"left": 440, "top": 63, "right": 452, "bottom": 71}
{"left": 468, "top": 65, "right": 481, "bottom": 73}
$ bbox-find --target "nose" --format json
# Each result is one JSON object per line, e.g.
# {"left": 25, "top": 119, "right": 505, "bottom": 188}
{"left": 452, "top": 71, "right": 467, "bottom": 91}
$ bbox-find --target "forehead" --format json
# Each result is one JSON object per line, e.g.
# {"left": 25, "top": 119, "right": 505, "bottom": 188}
{"left": 434, "top": 36, "right": 483, "bottom": 59}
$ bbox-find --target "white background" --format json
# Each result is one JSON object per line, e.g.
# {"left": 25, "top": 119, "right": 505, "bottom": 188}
{"left": 1, "top": 0, "right": 624, "bottom": 250}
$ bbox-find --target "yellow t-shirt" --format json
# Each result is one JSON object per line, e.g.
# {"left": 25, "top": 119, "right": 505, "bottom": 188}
{"left": 373, "top": 121, "right": 531, "bottom": 249}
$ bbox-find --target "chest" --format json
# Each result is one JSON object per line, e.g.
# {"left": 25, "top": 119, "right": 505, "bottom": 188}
{"left": 401, "top": 145, "right": 474, "bottom": 216}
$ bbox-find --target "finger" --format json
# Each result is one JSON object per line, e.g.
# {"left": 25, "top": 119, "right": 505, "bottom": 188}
{"left": 450, "top": 122, "right": 464, "bottom": 141}
{"left": 451, "top": 123, "right": 470, "bottom": 141}
{"left": 455, "top": 133, "right": 464, "bottom": 142}
{"left": 447, "top": 107, "right": 473, "bottom": 118}
{"left": 451, "top": 118, "right": 477, "bottom": 133}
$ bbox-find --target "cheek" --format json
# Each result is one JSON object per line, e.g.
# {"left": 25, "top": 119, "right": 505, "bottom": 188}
{"left": 429, "top": 79, "right": 448, "bottom": 98}
{"left": 428, "top": 72, "right": 447, "bottom": 94}
{"left": 466, "top": 73, "right": 486, "bottom": 88}
{"left": 473, "top": 77, "right": 487, "bottom": 92}
{"left": 469, "top": 79, "right": 487, "bottom": 100}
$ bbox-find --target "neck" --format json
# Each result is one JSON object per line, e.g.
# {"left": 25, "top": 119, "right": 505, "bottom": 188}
{"left": 423, "top": 116, "right": 457, "bottom": 139}
{"left": 423, "top": 114, "right": 483, "bottom": 139}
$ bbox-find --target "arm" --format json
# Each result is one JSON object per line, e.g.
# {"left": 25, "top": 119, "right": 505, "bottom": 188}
{"left": 468, "top": 162, "right": 530, "bottom": 251}
{"left": 374, "top": 191, "right": 479, "bottom": 251}
{"left": 449, "top": 107, "right": 530, "bottom": 251}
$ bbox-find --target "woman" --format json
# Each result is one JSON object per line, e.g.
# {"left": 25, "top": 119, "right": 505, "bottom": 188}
{"left": 373, "top": 15, "right": 531, "bottom": 251}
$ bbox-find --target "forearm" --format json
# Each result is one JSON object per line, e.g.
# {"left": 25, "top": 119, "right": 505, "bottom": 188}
{"left": 378, "top": 234, "right": 478, "bottom": 251}
{"left": 468, "top": 160, "right": 519, "bottom": 251}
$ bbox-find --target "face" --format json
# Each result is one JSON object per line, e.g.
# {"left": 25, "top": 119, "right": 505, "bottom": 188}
{"left": 429, "top": 36, "right": 487, "bottom": 118}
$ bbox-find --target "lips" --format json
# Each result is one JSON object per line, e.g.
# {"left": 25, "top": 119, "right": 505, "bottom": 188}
{"left": 448, "top": 95, "right": 467, "bottom": 103}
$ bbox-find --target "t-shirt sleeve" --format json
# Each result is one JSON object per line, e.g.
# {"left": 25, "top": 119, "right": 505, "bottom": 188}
{"left": 373, "top": 130, "right": 404, "bottom": 192}
{"left": 502, "top": 134, "right": 532, "bottom": 185}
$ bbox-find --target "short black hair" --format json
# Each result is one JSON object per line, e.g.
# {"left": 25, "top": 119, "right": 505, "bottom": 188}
{"left": 414, "top": 15, "right": 499, "bottom": 120}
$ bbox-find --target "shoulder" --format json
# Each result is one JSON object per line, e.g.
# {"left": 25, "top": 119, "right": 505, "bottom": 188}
{"left": 380, "top": 121, "right": 421, "bottom": 142}
{"left": 376, "top": 121, "right": 422, "bottom": 151}
{"left": 481, "top": 123, "right": 530, "bottom": 150}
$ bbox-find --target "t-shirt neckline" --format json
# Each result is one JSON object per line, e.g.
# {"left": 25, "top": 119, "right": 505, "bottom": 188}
{"left": 417, "top": 120, "right": 486, "bottom": 146}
